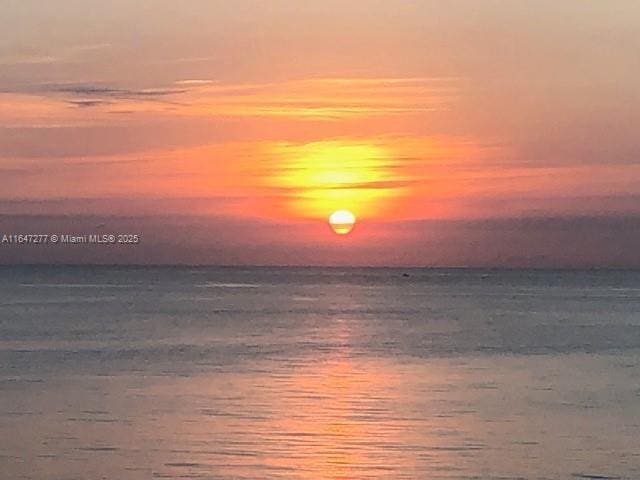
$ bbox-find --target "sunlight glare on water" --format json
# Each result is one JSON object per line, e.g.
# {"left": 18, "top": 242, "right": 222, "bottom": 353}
{"left": 1, "top": 267, "right": 640, "bottom": 479}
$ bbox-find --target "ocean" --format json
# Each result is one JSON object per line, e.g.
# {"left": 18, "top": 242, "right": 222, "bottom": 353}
{"left": 1, "top": 266, "right": 639, "bottom": 479}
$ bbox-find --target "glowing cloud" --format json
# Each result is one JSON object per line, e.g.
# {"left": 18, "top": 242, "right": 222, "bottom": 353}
{"left": 264, "top": 140, "right": 407, "bottom": 219}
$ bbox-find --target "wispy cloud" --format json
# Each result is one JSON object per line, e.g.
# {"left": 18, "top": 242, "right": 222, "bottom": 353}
{"left": 178, "top": 77, "right": 459, "bottom": 119}
{"left": 55, "top": 85, "right": 187, "bottom": 99}
{"left": 174, "top": 79, "right": 216, "bottom": 86}
{"left": 0, "top": 43, "right": 112, "bottom": 66}
{"left": 66, "top": 99, "right": 112, "bottom": 108}
{"left": 5, "top": 76, "right": 459, "bottom": 119}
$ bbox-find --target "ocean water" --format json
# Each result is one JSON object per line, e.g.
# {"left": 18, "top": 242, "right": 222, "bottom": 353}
{"left": 1, "top": 266, "right": 639, "bottom": 480}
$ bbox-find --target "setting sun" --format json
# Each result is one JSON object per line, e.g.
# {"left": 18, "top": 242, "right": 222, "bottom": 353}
{"left": 329, "top": 209, "right": 356, "bottom": 235}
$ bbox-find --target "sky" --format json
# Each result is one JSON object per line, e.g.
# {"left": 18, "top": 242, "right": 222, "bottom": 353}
{"left": 1, "top": 0, "right": 639, "bottom": 266}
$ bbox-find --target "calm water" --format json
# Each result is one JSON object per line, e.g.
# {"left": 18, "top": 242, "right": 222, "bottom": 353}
{"left": 1, "top": 266, "right": 640, "bottom": 479}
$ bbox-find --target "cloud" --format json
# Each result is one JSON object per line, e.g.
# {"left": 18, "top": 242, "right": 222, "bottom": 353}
{"left": 0, "top": 196, "right": 244, "bottom": 217}
{"left": 1, "top": 213, "right": 639, "bottom": 267}
{"left": 55, "top": 84, "right": 187, "bottom": 99}
{"left": 66, "top": 99, "right": 112, "bottom": 108}
{"left": 4, "top": 76, "right": 459, "bottom": 118}
{"left": 0, "top": 43, "right": 113, "bottom": 67}
{"left": 174, "top": 79, "right": 216, "bottom": 86}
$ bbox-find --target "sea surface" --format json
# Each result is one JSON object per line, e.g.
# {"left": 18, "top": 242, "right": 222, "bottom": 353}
{"left": 1, "top": 266, "right": 639, "bottom": 479}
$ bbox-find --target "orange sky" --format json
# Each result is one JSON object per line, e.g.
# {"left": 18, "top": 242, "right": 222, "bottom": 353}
{"left": 1, "top": 1, "right": 640, "bottom": 265}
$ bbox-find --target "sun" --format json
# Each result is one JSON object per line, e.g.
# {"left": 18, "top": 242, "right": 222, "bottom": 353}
{"left": 329, "top": 210, "right": 356, "bottom": 235}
